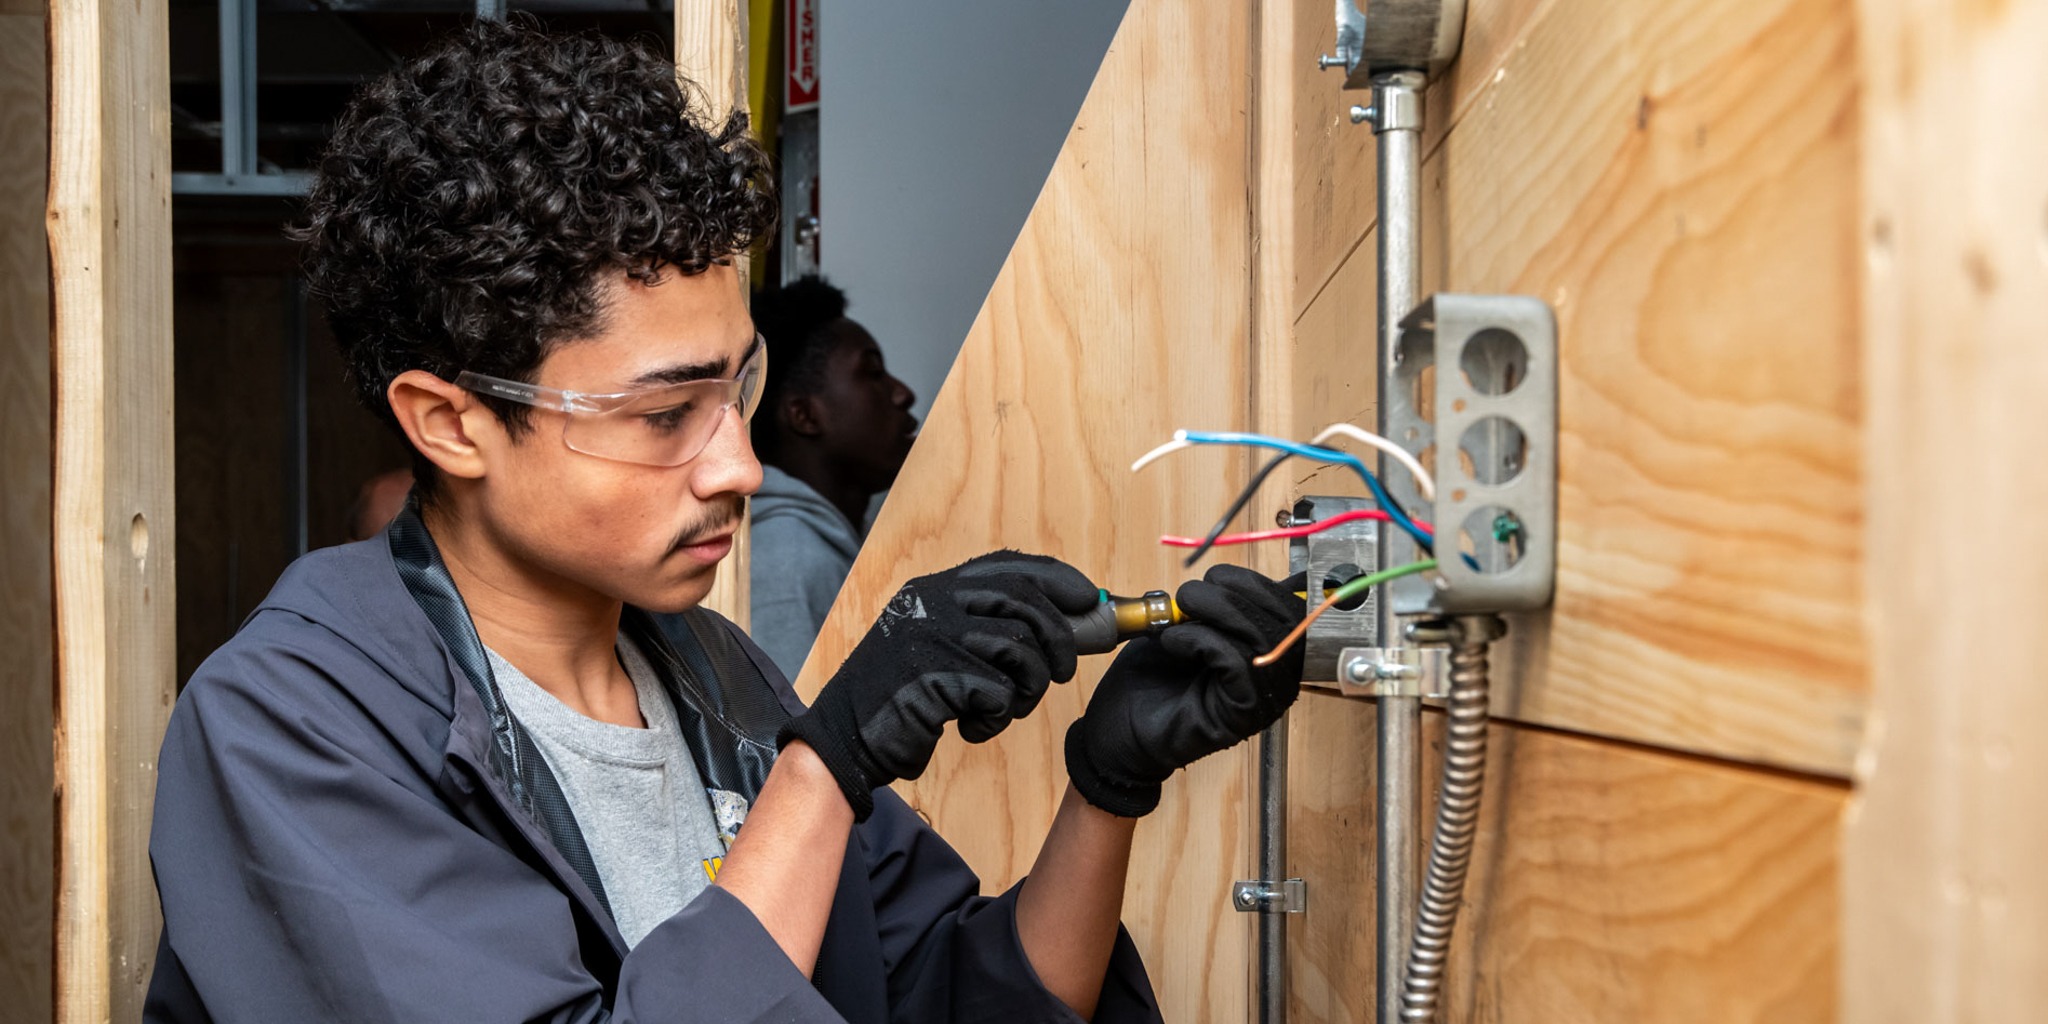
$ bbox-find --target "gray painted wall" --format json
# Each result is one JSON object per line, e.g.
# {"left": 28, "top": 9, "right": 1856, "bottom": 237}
{"left": 817, "top": 0, "right": 1131, "bottom": 420}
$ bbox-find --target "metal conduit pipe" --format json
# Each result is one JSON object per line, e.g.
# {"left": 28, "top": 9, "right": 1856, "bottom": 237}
{"left": 1397, "top": 614, "right": 1505, "bottom": 1023}
{"left": 1370, "top": 68, "right": 1429, "bottom": 1024}
{"left": 1256, "top": 721, "right": 1288, "bottom": 1024}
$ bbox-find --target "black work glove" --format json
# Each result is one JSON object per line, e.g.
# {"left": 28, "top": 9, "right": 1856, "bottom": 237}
{"left": 780, "top": 551, "right": 1100, "bottom": 821}
{"left": 1065, "top": 564, "right": 1305, "bottom": 817}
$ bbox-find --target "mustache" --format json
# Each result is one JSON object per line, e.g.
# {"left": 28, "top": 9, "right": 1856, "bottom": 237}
{"left": 673, "top": 495, "right": 747, "bottom": 548}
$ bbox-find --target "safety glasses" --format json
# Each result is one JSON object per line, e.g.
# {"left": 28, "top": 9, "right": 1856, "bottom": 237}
{"left": 455, "top": 335, "right": 765, "bottom": 467}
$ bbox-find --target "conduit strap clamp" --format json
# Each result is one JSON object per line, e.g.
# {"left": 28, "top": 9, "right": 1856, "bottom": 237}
{"left": 1338, "top": 646, "right": 1450, "bottom": 699}
{"left": 1232, "top": 878, "right": 1308, "bottom": 914}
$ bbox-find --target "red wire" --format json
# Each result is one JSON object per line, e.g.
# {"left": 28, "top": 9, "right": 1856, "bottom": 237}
{"left": 1159, "top": 508, "right": 1434, "bottom": 549}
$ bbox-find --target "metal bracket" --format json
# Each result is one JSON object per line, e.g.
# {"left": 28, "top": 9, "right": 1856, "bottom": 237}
{"left": 1232, "top": 878, "right": 1308, "bottom": 914}
{"left": 1336, "top": 646, "right": 1449, "bottom": 699}
{"left": 1381, "top": 294, "right": 1560, "bottom": 615}
{"left": 1337, "top": 0, "right": 1469, "bottom": 85}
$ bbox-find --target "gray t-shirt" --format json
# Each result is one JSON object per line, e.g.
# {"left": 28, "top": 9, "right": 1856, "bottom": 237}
{"left": 487, "top": 638, "right": 730, "bottom": 948}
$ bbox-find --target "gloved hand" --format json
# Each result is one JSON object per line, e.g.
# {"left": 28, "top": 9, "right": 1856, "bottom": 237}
{"left": 1065, "top": 564, "right": 1305, "bottom": 817}
{"left": 780, "top": 551, "right": 1101, "bottom": 820}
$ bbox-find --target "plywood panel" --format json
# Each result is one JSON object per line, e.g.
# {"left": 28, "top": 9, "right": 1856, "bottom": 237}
{"left": 1290, "top": 0, "right": 1866, "bottom": 776}
{"left": 1287, "top": 692, "right": 1841, "bottom": 1023}
{"left": 0, "top": 13, "right": 52, "bottom": 1022}
{"left": 798, "top": 1, "right": 1256, "bottom": 1018}
{"left": 48, "top": 0, "right": 176, "bottom": 1016}
{"left": 1291, "top": 0, "right": 1548, "bottom": 320}
{"left": 1844, "top": 0, "right": 2048, "bottom": 1020}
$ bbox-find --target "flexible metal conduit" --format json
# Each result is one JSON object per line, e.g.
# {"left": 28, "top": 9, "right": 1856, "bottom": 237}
{"left": 1397, "top": 614, "right": 1504, "bottom": 1022}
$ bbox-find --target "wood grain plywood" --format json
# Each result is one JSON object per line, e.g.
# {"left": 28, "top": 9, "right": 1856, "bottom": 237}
{"left": 1287, "top": 692, "right": 1841, "bottom": 1023}
{"left": 1290, "top": 0, "right": 1867, "bottom": 776}
{"left": 1291, "top": 0, "right": 1548, "bottom": 321}
{"left": 49, "top": 0, "right": 176, "bottom": 1015}
{"left": 0, "top": 13, "right": 51, "bottom": 1022}
{"left": 1845, "top": 0, "right": 2048, "bottom": 1020}
{"left": 796, "top": 1, "right": 1256, "bottom": 1018}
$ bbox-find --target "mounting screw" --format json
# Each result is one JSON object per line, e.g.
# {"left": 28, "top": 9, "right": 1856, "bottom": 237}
{"left": 1350, "top": 105, "right": 1377, "bottom": 126}
{"left": 1317, "top": 53, "right": 1347, "bottom": 71}
{"left": 1275, "top": 509, "right": 1297, "bottom": 528}
{"left": 1344, "top": 657, "right": 1374, "bottom": 684}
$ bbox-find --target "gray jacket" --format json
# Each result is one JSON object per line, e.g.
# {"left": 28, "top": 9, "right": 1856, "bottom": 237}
{"left": 144, "top": 509, "right": 1162, "bottom": 1023}
{"left": 748, "top": 465, "right": 864, "bottom": 677}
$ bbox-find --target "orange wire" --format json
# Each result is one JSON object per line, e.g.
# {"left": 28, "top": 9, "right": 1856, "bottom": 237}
{"left": 1252, "top": 558, "right": 1441, "bottom": 668}
{"left": 1252, "top": 587, "right": 1351, "bottom": 668}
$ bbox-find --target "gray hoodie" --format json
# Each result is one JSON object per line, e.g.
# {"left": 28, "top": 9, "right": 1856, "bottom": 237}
{"left": 748, "top": 465, "right": 863, "bottom": 678}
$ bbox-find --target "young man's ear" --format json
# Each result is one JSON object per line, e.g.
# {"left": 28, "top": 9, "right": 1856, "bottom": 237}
{"left": 780, "top": 391, "right": 828, "bottom": 439}
{"left": 387, "top": 370, "right": 491, "bottom": 483}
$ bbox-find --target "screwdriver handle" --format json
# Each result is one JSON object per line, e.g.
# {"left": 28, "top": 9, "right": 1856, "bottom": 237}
{"left": 1069, "top": 589, "right": 1183, "bottom": 655}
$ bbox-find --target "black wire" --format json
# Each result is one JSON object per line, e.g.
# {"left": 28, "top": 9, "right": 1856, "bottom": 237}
{"left": 1183, "top": 450, "right": 1296, "bottom": 567}
{"left": 1181, "top": 446, "right": 1449, "bottom": 568}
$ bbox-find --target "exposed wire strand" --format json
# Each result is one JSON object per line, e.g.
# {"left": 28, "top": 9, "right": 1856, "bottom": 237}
{"left": 1130, "top": 435, "right": 1194, "bottom": 473}
{"left": 1311, "top": 422, "right": 1437, "bottom": 501}
{"left": 1252, "top": 559, "right": 1439, "bottom": 668}
{"left": 1162, "top": 508, "right": 1436, "bottom": 549}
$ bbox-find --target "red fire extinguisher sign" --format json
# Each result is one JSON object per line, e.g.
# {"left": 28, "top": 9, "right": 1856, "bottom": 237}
{"left": 786, "top": 0, "right": 819, "bottom": 112}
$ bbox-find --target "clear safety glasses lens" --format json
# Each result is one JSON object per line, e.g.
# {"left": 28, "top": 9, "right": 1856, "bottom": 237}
{"left": 456, "top": 340, "right": 765, "bottom": 468}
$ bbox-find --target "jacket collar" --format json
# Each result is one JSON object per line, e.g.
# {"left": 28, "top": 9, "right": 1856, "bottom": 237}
{"left": 384, "top": 508, "right": 789, "bottom": 958}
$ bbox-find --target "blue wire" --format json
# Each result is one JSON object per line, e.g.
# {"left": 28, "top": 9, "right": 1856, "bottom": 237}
{"left": 1179, "top": 430, "right": 1436, "bottom": 552}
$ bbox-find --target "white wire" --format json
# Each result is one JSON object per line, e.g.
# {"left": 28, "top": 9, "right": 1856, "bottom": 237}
{"left": 1130, "top": 432, "right": 1193, "bottom": 473}
{"left": 1312, "top": 422, "right": 1437, "bottom": 500}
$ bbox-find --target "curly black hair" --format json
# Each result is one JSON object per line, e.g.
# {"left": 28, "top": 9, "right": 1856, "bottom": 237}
{"left": 295, "top": 18, "right": 777, "bottom": 485}
{"left": 749, "top": 274, "right": 848, "bottom": 463}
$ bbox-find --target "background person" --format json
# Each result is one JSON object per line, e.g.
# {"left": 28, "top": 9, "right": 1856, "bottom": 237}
{"left": 746, "top": 276, "right": 918, "bottom": 677}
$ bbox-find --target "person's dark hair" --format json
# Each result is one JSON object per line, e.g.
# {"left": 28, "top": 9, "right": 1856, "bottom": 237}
{"left": 749, "top": 274, "right": 848, "bottom": 463}
{"left": 294, "top": 18, "right": 776, "bottom": 491}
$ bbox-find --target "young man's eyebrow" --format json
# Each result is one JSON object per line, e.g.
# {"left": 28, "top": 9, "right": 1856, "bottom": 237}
{"left": 626, "top": 355, "right": 731, "bottom": 388}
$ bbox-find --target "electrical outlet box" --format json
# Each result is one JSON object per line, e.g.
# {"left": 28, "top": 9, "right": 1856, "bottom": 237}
{"left": 1383, "top": 294, "right": 1558, "bottom": 614}
{"left": 1287, "top": 494, "right": 1379, "bottom": 682}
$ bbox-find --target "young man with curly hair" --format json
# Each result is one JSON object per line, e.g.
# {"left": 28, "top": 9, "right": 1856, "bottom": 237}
{"left": 145, "top": 21, "right": 1303, "bottom": 1023}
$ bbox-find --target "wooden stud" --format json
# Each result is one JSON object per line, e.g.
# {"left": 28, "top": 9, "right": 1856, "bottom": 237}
{"left": 676, "top": 0, "right": 753, "bottom": 631}
{"left": 47, "top": 0, "right": 176, "bottom": 1017}
{"left": 1845, "top": 0, "right": 2048, "bottom": 1019}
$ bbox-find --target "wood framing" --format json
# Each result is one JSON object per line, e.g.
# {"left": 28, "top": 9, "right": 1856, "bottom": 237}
{"left": 1289, "top": 0, "right": 1866, "bottom": 777}
{"left": 676, "top": 0, "right": 753, "bottom": 630}
{"left": 1289, "top": 701, "right": 1841, "bottom": 1022}
{"left": 47, "top": 0, "right": 176, "bottom": 1017}
{"left": 1271, "top": 0, "right": 1866, "bottom": 1013}
{"left": 1845, "top": 0, "right": 2048, "bottom": 1019}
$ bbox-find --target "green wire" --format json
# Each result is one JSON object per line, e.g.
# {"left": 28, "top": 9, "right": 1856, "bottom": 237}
{"left": 1328, "top": 559, "right": 1439, "bottom": 607}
